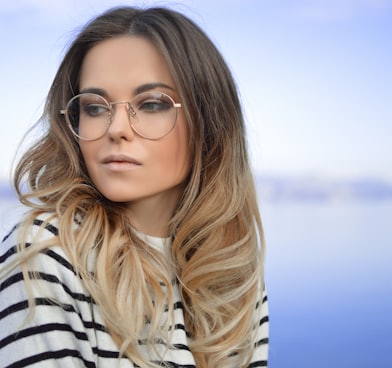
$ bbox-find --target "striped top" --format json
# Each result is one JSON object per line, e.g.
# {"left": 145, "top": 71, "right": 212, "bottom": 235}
{"left": 0, "top": 216, "right": 269, "bottom": 367}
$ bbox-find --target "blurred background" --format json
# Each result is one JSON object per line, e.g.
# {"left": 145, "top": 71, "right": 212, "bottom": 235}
{"left": 1, "top": 1, "right": 391, "bottom": 366}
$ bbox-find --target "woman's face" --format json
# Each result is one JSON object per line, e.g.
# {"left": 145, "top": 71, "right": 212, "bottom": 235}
{"left": 78, "top": 36, "right": 191, "bottom": 216}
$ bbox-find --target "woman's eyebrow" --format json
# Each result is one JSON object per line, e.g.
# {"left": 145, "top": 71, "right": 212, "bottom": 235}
{"left": 79, "top": 87, "right": 108, "bottom": 96}
{"left": 79, "top": 83, "right": 175, "bottom": 98}
{"left": 134, "top": 82, "right": 175, "bottom": 95}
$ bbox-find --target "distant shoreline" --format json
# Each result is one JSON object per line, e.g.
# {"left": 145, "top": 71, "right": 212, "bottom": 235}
{"left": 256, "top": 175, "right": 392, "bottom": 202}
{"left": 2, "top": 176, "right": 392, "bottom": 202}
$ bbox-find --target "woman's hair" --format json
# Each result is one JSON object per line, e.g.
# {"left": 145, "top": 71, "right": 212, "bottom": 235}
{"left": 12, "top": 6, "right": 264, "bottom": 368}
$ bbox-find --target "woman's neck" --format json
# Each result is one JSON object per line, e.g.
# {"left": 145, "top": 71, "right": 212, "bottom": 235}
{"left": 125, "top": 190, "right": 180, "bottom": 237}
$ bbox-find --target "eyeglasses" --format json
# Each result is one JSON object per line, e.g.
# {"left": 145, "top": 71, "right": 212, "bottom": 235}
{"left": 60, "top": 91, "right": 181, "bottom": 141}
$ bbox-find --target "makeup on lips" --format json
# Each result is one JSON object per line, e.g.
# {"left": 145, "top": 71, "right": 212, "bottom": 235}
{"left": 101, "top": 154, "right": 142, "bottom": 171}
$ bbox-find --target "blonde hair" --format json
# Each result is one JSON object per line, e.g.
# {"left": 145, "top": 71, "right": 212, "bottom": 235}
{"left": 9, "top": 7, "right": 265, "bottom": 368}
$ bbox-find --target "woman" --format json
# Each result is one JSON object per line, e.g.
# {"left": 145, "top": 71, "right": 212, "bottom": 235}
{"left": 0, "top": 6, "right": 268, "bottom": 368}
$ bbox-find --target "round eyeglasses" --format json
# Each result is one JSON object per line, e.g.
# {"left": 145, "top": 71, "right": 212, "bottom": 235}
{"left": 60, "top": 91, "right": 181, "bottom": 141}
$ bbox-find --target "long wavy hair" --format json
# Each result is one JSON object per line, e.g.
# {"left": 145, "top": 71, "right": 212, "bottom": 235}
{"left": 10, "top": 6, "right": 264, "bottom": 368}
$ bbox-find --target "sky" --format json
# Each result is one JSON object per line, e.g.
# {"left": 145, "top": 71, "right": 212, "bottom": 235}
{"left": 0, "top": 0, "right": 391, "bottom": 182}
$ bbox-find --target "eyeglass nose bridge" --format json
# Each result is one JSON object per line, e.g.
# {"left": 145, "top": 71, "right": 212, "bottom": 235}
{"left": 108, "top": 101, "right": 136, "bottom": 123}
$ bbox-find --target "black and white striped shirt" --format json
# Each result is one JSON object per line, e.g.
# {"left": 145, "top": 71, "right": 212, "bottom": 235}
{"left": 0, "top": 216, "right": 269, "bottom": 367}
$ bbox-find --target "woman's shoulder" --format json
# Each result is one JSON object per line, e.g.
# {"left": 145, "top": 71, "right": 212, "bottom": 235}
{"left": 0, "top": 212, "right": 92, "bottom": 309}
{"left": 4, "top": 212, "right": 59, "bottom": 241}
{"left": 0, "top": 213, "right": 101, "bottom": 368}
{"left": 1, "top": 212, "right": 77, "bottom": 280}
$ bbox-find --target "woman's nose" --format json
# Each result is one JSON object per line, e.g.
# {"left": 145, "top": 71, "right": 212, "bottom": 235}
{"left": 106, "top": 102, "right": 136, "bottom": 141}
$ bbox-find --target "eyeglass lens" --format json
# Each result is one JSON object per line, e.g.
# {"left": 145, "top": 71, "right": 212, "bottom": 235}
{"left": 65, "top": 92, "right": 178, "bottom": 140}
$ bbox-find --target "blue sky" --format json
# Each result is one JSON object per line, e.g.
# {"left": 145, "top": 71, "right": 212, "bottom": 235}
{"left": 0, "top": 0, "right": 391, "bottom": 181}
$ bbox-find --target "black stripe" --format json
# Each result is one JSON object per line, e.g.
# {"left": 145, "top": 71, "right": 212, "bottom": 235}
{"left": 0, "top": 271, "right": 93, "bottom": 304}
{"left": 33, "top": 218, "right": 59, "bottom": 236}
{"left": 34, "top": 272, "right": 93, "bottom": 303}
{"left": 0, "top": 298, "right": 74, "bottom": 320}
{"left": 172, "top": 343, "right": 191, "bottom": 351}
{"left": 255, "top": 337, "right": 269, "bottom": 347}
{"left": 0, "top": 272, "right": 23, "bottom": 292}
{"left": 0, "top": 242, "right": 35, "bottom": 264}
{"left": 255, "top": 294, "right": 268, "bottom": 310}
{"left": 83, "top": 319, "right": 107, "bottom": 332}
{"left": 259, "top": 315, "right": 269, "bottom": 326}
{"left": 173, "top": 301, "right": 183, "bottom": 310}
{"left": 42, "top": 248, "right": 77, "bottom": 275}
{"left": 151, "top": 362, "right": 196, "bottom": 368}
{"left": 92, "top": 346, "right": 120, "bottom": 359}
{"left": 0, "top": 322, "right": 89, "bottom": 349}
{"left": 173, "top": 323, "right": 185, "bottom": 331}
{"left": 136, "top": 338, "right": 191, "bottom": 352}
{"left": 169, "top": 323, "right": 187, "bottom": 333}
{"left": 1, "top": 224, "right": 18, "bottom": 243}
{"left": 0, "top": 298, "right": 107, "bottom": 333}
{"left": 6, "top": 349, "right": 96, "bottom": 368}
{"left": 0, "top": 244, "right": 18, "bottom": 263}
{"left": 248, "top": 361, "right": 268, "bottom": 367}
{"left": 160, "top": 300, "right": 184, "bottom": 313}
{"left": 138, "top": 337, "right": 166, "bottom": 346}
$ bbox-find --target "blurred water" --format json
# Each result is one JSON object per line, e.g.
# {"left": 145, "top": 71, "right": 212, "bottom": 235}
{"left": 1, "top": 195, "right": 391, "bottom": 367}
{"left": 261, "top": 200, "right": 392, "bottom": 367}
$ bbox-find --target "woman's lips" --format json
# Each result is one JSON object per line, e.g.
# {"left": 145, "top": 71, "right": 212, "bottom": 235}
{"left": 101, "top": 154, "right": 142, "bottom": 171}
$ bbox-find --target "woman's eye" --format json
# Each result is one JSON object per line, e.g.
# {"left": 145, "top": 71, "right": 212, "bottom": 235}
{"left": 83, "top": 104, "right": 108, "bottom": 117}
{"left": 138, "top": 100, "right": 171, "bottom": 113}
